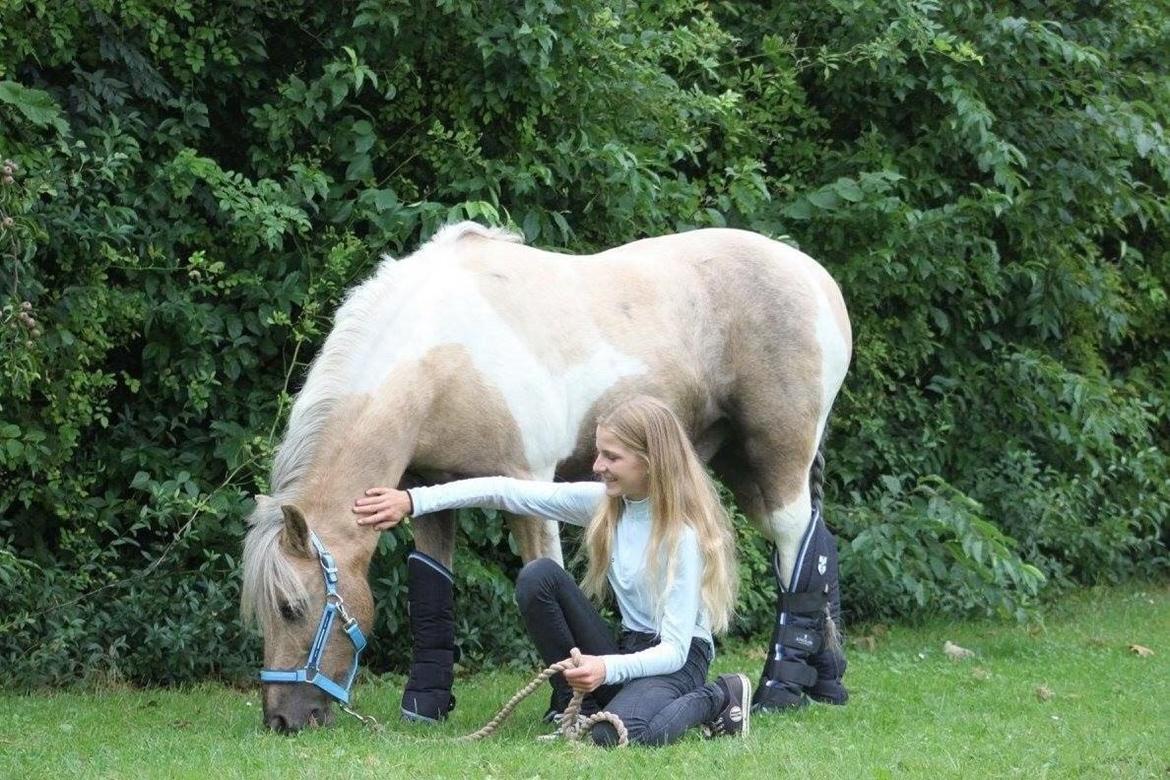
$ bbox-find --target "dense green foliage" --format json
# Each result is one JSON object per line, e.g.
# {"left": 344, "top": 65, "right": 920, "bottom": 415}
{"left": 1, "top": 1, "right": 1166, "bottom": 686}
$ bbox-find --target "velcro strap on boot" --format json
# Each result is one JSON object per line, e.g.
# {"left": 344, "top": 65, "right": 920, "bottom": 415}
{"left": 779, "top": 590, "right": 829, "bottom": 616}
{"left": 764, "top": 658, "right": 818, "bottom": 688}
{"left": 776, "top": 624, "right": 823, "bottom": 653}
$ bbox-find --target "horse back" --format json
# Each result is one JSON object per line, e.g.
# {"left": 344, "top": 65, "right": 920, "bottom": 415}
{"left": 436, "top": 228, "right": 850, "bottom": 477}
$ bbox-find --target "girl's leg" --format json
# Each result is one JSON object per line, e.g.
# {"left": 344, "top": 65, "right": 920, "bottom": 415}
{"left": 590, "top": 640, "right": 724, "bottom": 746}
{"left": 515, "top": 558, "right": 620, "bottom": 711}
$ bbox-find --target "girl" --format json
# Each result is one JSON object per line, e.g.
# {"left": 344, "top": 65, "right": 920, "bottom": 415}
{"left": 353, "top": 395, "right": 750, "bottom": 746}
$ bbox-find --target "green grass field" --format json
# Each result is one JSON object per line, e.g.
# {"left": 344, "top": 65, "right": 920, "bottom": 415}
{"left": 2, "top": 582, "right": 1167, "bottom": 779}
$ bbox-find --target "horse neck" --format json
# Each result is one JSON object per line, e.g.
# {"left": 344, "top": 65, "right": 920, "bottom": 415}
{"left": 296, "top": 394, "right": 423, "bottom": 568}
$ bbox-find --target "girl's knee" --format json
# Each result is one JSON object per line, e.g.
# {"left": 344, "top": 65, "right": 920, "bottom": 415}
{"left": 589, "top": 721, "right": 622, "bottom": 748}
{"left": 590, "top": 723, "right": 664, "bottom": 747}
{"left": 515, "top": 557, "right": 565, "bottom": 607}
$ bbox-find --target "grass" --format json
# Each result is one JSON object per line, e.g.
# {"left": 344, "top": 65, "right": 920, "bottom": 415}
{"left": 2, "top": 581, "right": 1168, "bottom": 779}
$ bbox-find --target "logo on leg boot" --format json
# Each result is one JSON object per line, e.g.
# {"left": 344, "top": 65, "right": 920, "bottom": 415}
{"left": 817, "top": 555, "right": 828, "bottom": 576}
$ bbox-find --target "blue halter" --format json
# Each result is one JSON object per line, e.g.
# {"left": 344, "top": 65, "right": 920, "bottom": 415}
{"left": 259, "top": 532, "right": 368, "bottom": 705}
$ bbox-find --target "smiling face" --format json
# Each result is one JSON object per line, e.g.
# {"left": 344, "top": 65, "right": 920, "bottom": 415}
{"left": 592, "top": 425, "right": 650, "bottom": 500}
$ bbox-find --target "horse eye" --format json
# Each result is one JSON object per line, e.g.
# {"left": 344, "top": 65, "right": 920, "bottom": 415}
{"left": 278, "top": 602, "right": 302, "bottom": 622}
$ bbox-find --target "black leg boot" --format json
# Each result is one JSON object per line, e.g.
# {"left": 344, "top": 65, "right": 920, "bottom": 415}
{"left": 401, "top": 551, "right": 458, "bottom": 723}
{"left": 807, "top": 523, "right": 848, "bottom": 705}
{"left": 753, "top": 510, "right": 848, "bottom": 711}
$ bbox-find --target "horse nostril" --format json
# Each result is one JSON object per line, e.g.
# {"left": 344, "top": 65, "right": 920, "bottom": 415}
{"left": 308, "top": 708, "right": 322, "bottom": 728}
{"left": 266, "top": 714, "right": 290, "bottom": 733}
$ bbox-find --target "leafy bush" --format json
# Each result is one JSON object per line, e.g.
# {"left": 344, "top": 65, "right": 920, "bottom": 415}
{"left": 0, "top": 0, "right": 1166, "bottom": 686}
{"left": 837, "top": 476, "right": 1046, "bottom": 622}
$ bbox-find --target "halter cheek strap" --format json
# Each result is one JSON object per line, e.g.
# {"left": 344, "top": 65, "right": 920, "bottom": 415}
{"left": 259, "top": 532, "right": 368, "bottom": 705}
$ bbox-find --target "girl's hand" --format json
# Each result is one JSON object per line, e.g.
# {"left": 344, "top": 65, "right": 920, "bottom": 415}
{"left": 352, "top": 487, "right": 413, "bottom": 531}
{"left": 562, "top": 654, "right": 607, "bottom": 693}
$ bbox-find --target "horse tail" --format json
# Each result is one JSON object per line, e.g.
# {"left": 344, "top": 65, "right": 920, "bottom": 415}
{"left": 809, "top": 423, "right": 827, "bottom": 519}
{"left": 809, "top": 421, "right": 844, "bottom": 655}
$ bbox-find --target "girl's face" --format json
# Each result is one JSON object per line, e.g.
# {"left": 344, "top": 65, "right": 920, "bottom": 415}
{"left": 592, "top": 426, "right": 650, "bottom": 500}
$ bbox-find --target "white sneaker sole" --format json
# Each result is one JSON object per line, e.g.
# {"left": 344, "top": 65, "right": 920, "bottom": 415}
{"left": 735, "top": 673, "right": 752, "bottom": 737}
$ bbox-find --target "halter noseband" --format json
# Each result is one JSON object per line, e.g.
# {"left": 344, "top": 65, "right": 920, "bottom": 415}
{"left": 259, "top": 532, "right": 367, "bottom": 705}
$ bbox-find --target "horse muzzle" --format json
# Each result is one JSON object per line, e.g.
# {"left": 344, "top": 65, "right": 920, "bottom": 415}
{"left": 262, "top": 683, "right": 336, "bottom": 733}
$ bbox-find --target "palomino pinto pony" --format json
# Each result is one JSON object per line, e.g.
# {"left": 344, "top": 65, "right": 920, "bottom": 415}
{"left": 242, "top": 222, "right": 852, "bottom": 732}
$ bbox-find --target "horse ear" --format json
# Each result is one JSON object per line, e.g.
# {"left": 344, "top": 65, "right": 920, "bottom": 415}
{"left": 280, "top": 504, "right": 311, "bottom": 558}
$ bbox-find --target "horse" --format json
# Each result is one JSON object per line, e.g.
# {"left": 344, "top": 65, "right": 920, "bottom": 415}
{"left": 241, "top": 221, "right": 851, "bottom": 732}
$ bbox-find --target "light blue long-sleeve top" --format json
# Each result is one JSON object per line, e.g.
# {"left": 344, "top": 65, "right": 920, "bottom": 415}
{"left": 406, "top": 477, "right": 713, "bottom": 685}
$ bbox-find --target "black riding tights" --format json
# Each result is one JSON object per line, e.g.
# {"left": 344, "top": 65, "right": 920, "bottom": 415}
{"left": 514, "top": 558, "right": 725, "bottom": 746}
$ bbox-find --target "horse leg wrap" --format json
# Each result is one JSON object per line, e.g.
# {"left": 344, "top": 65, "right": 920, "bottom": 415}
{"left": 401, "top": 551, "right": 458, "bottom": 723}
{"left": 754, "top": 510, "right": 848, "bottom": 711}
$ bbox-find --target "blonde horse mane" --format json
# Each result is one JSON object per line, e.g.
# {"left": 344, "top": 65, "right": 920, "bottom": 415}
{"left": 240, "top": 222, "right": 524, "bottom": 630}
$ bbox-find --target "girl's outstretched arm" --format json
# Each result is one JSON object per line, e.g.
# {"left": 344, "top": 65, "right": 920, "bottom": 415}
{"left": 354, "top": 477, "right": 605, "bottom": 530}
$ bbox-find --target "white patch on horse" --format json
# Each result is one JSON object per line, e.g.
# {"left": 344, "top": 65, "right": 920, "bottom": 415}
{"left": 344, "top": 259, "right": 646, "bottom": 471}
{"left": 766, "top": 492, "right": 813, "bottom": 586}
{"left": 812, "top": 282, "right": 851, "bottom": 445}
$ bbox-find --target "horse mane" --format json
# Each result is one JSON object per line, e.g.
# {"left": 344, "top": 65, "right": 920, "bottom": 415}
{"left": 428, "top": 220, "right": 524, "bottom": 246}
{"left": 240, "top": 221, "right": 524, "bottom": 630}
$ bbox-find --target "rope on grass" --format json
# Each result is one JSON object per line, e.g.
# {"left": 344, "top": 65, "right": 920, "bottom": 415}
{"left": 463, "top": 647, "right": 628, "bottom": 746}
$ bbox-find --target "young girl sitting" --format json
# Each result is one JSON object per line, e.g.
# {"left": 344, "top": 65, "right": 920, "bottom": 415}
{"left": 353, "top": 395, "right": 750, "bottom": 745}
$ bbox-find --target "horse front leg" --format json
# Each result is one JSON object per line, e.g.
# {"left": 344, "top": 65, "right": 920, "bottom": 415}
{"left": 401, "top": 509, "right": 458, "bottom": 723}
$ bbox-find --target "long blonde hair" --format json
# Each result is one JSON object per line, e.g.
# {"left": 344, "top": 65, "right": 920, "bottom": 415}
{"left": 581, "top": 396, "right": 739, "bottom": 634}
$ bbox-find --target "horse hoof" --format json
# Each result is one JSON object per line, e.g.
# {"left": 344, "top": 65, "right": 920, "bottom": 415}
{"left": 751, "top": 680, "right": 808, "bottom": 712}
{"left": 400, "top": 707, "right": 443, "bottom": 724}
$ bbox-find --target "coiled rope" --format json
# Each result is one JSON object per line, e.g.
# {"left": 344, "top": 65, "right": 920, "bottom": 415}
{"left": 464, "top": 647, "right": 628, "bottom": 746}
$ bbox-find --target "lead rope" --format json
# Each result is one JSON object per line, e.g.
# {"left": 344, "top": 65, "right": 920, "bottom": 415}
{"left": 464, "top": 647, "right": 628, "bottom": 746}
{"left": 341, "top": 704, "right": 381, "bottom": 730}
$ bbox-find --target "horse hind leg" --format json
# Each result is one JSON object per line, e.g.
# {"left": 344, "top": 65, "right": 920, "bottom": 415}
{"left": 506, "top": 515, "right": 564, "bottom": 566}
{"left": 802, "top": 439, "right": 847, "bottom": 706}
{"left": 742, "top": 422, "right": 848, "bottom": 712}
{"left": 504, "top": 465, "right": 564, "bottom": 566}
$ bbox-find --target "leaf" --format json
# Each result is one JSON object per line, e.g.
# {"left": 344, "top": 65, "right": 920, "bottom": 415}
{"left": 832, "top": 177, "right": 864, "bottom": 202}
{"left": 782, "top": 198, "right": 813, "bottom": 220}
{"left": 1129, "top": 644, "right": 1154, "bottom": 657}
{"left": 0, "top": 80, "right": 70, "bottom": 134}
{"left": 1034, "top": 685, "right": 1053, "bottom": 701}
{"left": 345, "top": 154, "right": 373, "bottom": 182}
{"left": 371, "top": 188, "right": 399, "bottom": 212}
{"left": 806, "top": 188, "right": 841, "bottom": 211}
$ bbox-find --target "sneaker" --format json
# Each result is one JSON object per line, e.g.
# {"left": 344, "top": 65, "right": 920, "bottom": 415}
{"left": 542, "top": 687, "right": 571, "bottom": 723}
{"left": 542, "top": 696, "right": 599, "bottom": 724}
{"left": 704, "top": 673, "right": 752, "bottom": 738}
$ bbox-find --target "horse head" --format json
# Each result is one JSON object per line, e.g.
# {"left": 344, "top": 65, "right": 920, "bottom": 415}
{"left": 242, "top": 495, "right": 375, "bottom": 733}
